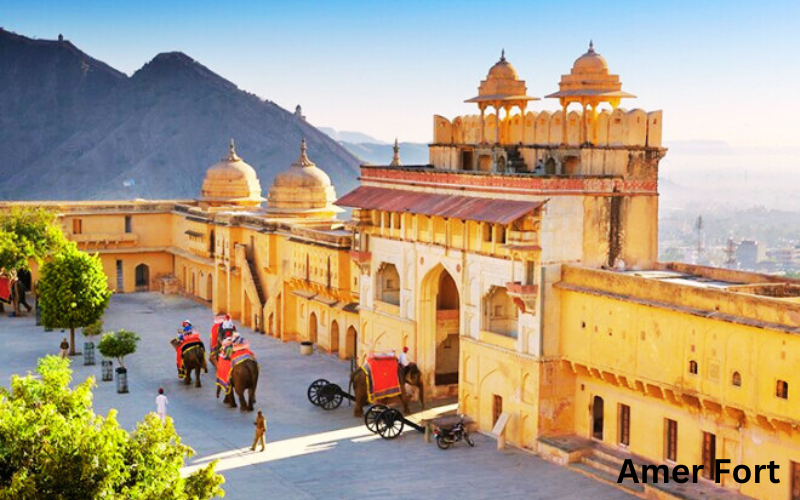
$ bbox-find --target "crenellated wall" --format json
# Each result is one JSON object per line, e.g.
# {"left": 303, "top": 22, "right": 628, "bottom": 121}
{"left": 433, "top": 108, "right": 662, "bottom": 149}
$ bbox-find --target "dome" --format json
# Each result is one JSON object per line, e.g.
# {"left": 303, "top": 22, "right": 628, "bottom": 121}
{"left": 486, "top": 53, "right": 519, "bottom": 81}
{"left": 200, "top": 140, "right": 265, "bottom": 207}
{"left": 267, "top": 140, "right": 340, "bottom": 218}
{"left": 571, "top": 41, "right": 609, "bottom": 75}
{"left": 465, "top": 50, "right": 538, "bottom": 104}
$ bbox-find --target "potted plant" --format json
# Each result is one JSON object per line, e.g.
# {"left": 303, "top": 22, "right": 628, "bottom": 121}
{"left": 82, "top": 320, "right": 103, "bottom": 366}
{"left": 98, "top": 329, "right": 140, "bottom": 393}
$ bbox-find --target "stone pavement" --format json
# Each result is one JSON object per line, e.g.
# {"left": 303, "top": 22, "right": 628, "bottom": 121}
{"left": 0, "top": 293, "right": 637, "bottom": 500}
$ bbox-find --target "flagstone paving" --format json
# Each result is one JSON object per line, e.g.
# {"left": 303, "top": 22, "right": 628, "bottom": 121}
{"left": 0, "top": 293, "right": 636, "bottom": 500}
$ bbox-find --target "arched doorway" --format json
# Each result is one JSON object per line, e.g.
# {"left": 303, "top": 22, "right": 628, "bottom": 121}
{"left": 330, "top": 320, "right": 340, "bottom": 355}
{"left": 206, "top": 274, "right": 213, "bottom": 302}
{"left": 420, "top": 265, "right": 460, "bottom": 388}
{"left": 309, "top": 312, "right": 318, "bottom": 344}
{"left": 345, "top": 326, "right": 357, "bottom": 359}
{"left": 190, "top": 271, "right": 196, "bottom": 295}
{"left": 268, "top": 313, "right": 274, "bottom": 336}
{"left": 592, "top": 395, "right": 604, "bottom": 440}
{"left": 135, "top": 264, "right": 149, "bottom": 291}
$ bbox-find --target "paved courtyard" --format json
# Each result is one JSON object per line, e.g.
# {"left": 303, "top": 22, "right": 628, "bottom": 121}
{"left": 0, "top": 293, "right": 636, "bottom": 500}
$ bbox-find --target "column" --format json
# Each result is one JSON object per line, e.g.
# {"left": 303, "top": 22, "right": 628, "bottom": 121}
{"left": 494, "top": 104, "right": 500, "bottom": 144}
{"left": 479, "top": 106, "right": 486, "bottom": 144}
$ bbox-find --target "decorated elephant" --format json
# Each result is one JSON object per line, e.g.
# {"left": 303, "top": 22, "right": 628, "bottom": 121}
{"left": 216, "top": 356, "right": 259, "bottom": 412}
{"left": 169, "top": 336, "right": 207, "bottom": 387}
{"left": 350, "top": 362, "right": 424, "bottom": 417}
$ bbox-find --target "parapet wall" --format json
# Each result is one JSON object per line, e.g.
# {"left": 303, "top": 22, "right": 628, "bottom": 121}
{"left": 433, "top": 108, "right": 662, "bottom": 149}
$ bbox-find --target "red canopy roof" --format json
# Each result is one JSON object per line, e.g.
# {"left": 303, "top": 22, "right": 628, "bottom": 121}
{"left": 336, "top": 186, "right": 544, "bottom": 224}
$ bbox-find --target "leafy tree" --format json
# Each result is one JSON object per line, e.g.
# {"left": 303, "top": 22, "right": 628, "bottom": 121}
{"left": 0, "top": 356, "right": 225, "bottom": 500}
{"left": 98, "top": 329, "right": 140, "bottom": 368}
{"left": 82, "top": 319, "right": 104, "bottom": 339}
{"left": 37, "top": 245, "right": 112, "bottom": 355}
{"left": 0, "top": 207, "right": 66, "bottom": 271}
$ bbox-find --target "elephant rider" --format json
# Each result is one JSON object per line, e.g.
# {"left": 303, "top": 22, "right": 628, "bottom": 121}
{"left": 220, "top": 337, "right": 234, "bottom": 360}
{"left": 220, "top": 314, "right": 236, "bottom": 340}
{"left": 397, "top": 346, "right": 411, "bottom": 379}
{"left": 176, "top": 320, "right": 194, "bottom": 343}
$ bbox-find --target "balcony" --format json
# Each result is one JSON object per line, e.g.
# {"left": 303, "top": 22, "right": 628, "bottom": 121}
{"left": 71, "top": 232, "right": 138, "bottom": 249}
{"left": 505, "top": 281, "right": 538, "bottom": 314}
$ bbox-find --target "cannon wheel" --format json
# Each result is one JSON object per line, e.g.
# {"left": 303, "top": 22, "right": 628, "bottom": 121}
{"left": 307, "top": 378, "right": 330, "bottom": 407}
{"left": 376, "top": 408, "right": 404, "bottom": 440}
{"left": 364, "top": 404, "right": 389, "bottom": 433}
{"left": 319, "top": 383, "right": 344, "bottom": 410}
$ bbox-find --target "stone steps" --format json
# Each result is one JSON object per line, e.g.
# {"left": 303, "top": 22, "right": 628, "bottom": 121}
{"left": 570, "top": 461, "right": 645, "bottom": 495}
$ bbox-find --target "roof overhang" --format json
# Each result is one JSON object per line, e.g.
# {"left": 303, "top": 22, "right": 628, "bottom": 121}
{"left": 335, "top": 186, "right": 545, "bottom": 225}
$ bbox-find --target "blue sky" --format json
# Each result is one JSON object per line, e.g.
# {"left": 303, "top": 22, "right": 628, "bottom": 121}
{"left": 3, "top": 0, "right": 799, "bottom": 146}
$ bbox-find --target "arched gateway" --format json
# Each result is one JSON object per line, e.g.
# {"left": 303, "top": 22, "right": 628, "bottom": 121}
{"left": 418, "top": 265, "right": 460, "bottom": 389}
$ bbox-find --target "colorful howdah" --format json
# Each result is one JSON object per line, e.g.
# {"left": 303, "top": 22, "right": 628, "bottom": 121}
{"left": 362, "top": 354, "right": 401, "bottom": 403}
{"left": 176, "top": 332, "right": 204, "bottom": 378}
{"left": 0, "top": 276, "right": 10, "bottom": 303}
{"left": 209, "top": 315, "right": 226, "bottom": 352}
{"left": 215, "top": 348, "right": 256, "bottom": 395}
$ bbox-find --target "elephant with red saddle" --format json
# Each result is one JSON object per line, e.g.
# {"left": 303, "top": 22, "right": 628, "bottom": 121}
{"left": 215, "top": 350, "right": 259, "bottom": 412}
{"left": 169, "top": 336, "right": 207, "bottom": 387}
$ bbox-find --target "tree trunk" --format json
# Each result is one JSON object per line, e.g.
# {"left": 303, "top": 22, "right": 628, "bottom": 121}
{"left": 69, "top": 327, "right": 76, "bottom": 356}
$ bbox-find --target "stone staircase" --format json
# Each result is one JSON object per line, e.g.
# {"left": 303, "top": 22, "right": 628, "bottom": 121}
{"left": 570, "top": 444, "right": 644, "bottom": 496}
{"left": 247, "top": 258, "right": 266, "bottom": 305}
{"left": 538, "top": 435, "right": 755, "bottom": 500}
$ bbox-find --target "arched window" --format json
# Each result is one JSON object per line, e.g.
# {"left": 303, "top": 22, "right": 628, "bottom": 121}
{"left": 688, "top": 360, "right": 698, "bottom": 375}
{"left": 375, "top": 263, "right": 400, "bottom": 305}
{"left": 731, "top": 371, "right": 741, "bottom": 387}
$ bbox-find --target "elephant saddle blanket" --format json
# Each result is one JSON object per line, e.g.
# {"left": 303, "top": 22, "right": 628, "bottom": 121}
{"left": 176, "top": 333, "right": 204, "bottom": 378}
{"left": 0, "top": 276, "right": 9, "bottom": 303}
{"left": 362, "top": 354, "right": 401, "bottom": 403}
{"left": 216, "top": 349, "right": 256, "bottom": 395}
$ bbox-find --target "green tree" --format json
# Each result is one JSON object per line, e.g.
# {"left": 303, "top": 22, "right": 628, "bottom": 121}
{"left": 0, "top": 207, "right": 66, "bottom": 271}
{"left": 37, "top": 245, "right": 112, "bottom": 355}
{"left": 98, "top": 329, "right": 140, "bottom": 368}
{"left": 0, "top": 356, "right": 225, "bottom": 500}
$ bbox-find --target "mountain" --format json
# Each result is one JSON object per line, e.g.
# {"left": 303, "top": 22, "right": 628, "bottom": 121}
{"left": 0, "top": 30, "right": 361, "bottom": 200}
{"left": 318, "top": 127, "right": 387, "bottom": 145}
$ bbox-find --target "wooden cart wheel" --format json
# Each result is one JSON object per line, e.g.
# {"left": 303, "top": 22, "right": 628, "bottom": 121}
{"left": 307, "top": 378, "right": 329, "bottom": 406}
{"left": 364, "top": 404, "right": 389, "bottom": 433}
{"left": 376, "top": 408, "right": 404, "bottom": 440}
{"left": 319, "top": 383, "right": 344, "bottom": 410}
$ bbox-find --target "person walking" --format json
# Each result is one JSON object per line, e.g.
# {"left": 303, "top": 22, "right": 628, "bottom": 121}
{"left": 59, "top": 338, "right": 69, "bottom": 358}
{"left": 156, "top": 388, "right": 169, "bottom": 422}
{"left": 251, "top": 409, "right": 266, "bottom": 452}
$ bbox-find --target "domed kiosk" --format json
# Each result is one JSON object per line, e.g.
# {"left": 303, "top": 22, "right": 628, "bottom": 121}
{"left": 266, "top": 139, "right": 342, "bottom": 219}
{"left": 199, "top": 140, "right": 265, "bottom": 208}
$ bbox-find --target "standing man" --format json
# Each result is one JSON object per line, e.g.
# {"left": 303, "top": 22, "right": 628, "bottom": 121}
{"left": 251, "top": 409, "right": 266, "bottom": 452}
{"left": 59, "top": 337, "right": 69, "bottom": 358}
{"left": 156, "top": 388, "right": 169, "bottom": 422}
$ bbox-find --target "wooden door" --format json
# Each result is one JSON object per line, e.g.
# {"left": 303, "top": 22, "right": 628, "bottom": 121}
{"left": 618, "top": 404, "right": 630, "bottom": 446}
{"left": 665, "top": 419, "right": 678, "bottom": 461}
{"left": 493, "top": 395, "right": 503, "bottom": 427}
{"left": 791, "top": 461, "right": 800, "bottom": 500}
{"left": 702, "top": 432, "right": 716, "bottom": 480}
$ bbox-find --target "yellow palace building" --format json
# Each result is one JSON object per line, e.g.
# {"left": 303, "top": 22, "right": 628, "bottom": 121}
{"left": 4, "top": 43, "right": 798, "bottom": 500}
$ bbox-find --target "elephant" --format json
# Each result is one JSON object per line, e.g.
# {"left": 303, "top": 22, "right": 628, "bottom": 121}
{"left": 169, "top": 338, "right": 207, "bottom": 387}
{"left": 350, "top": 362, "right": 424, "bottom": 417}
{"left": 216, "top": 358, "right": 259, "bottom": 412}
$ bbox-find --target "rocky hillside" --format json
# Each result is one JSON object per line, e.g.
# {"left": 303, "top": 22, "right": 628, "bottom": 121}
{"left": 0, "top": 30, "right": 361, "bottom": 200}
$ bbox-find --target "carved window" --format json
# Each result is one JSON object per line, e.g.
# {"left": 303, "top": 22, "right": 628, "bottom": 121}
{"left": 732, "top": 371, "right": 742, "bottom": 387}
{"left": 376, "top": 263, "right": 400, "bottom": 306}
{"left": 688, "top": 360, "right": 698, "bottom": 375}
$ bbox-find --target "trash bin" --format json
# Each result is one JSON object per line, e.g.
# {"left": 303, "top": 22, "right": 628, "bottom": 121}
{"left": 116, "top": 367, "right": 128, "bottom": 394}
{"left": 83, "top": 342, "right": 95, "bottom": 366}
{"left": 101, "top": 360, "right": 113, "bottom": 381}
{"left": 300, "top": 341, "right": 313, "bottom": 356}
